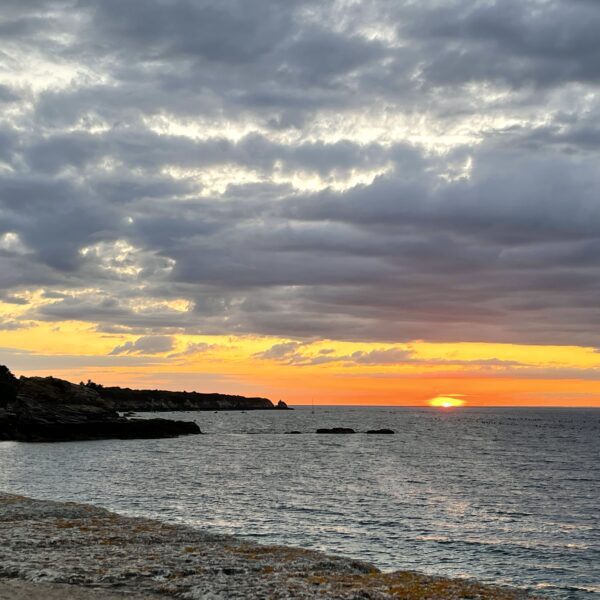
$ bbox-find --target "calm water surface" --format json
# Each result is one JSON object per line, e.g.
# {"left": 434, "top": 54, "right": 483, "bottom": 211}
{"left": 0, "top": 407, "right": 598, "bottom": 599}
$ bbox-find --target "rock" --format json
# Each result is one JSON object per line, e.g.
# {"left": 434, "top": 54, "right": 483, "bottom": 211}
{"left": 365, "top": 429, "right": 395, "bottom": 434}
{"left": 0, "top": 493, "right": 534, "bottom": 600}
{"left": 6, "top": 417, "right": 201, "bottom": 442}
{"left": 0, "top": 365, "right": 18, "bottom": 405}
{"left": 0, "top": 366, "right": 201, "bottom": 442}
{"left": 276, "top": 400, "right": 290, "bottom": 409}
{"left": 316, "top": 428, "right": 356, "bottom": 434}
{"left": 285, "top": 431, "right": 302, "bottom": 434}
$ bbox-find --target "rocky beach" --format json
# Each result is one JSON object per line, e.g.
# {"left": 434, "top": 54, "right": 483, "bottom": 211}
{"left": 0, "top": 493, "right": 534, "bottom": 600}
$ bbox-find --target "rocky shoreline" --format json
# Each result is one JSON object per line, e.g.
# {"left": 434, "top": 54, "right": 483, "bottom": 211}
{"left": 0, "top": 493, "right": 535, "bottom": 599}
{"left": 0, "top": 366, "right": 200, "bottom": 442}
{"left": 0, "top": 365, "right": 286, "bottom": 443}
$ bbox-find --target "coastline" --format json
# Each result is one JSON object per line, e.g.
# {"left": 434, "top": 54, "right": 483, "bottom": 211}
{"left": 0, "top": 492, "right": 534, "bottom": 599}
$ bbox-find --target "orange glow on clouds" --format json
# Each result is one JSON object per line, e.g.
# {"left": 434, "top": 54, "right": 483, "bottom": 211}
{"left": 2, "top": 306, "right": 600, "bottom": 406}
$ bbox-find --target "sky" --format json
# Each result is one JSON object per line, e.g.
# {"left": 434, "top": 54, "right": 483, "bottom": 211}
{"left": 1, "top": 0, "right": 600, "bottom": 406}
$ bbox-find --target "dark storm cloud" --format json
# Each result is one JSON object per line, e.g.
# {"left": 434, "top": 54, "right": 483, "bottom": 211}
{"left": 2, "top": 0, "right": 600, "bottom": 348}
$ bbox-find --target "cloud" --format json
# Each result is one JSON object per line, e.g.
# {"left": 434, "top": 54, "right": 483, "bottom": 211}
{"left": 169, "top": 341, "right": 220, "bottom": 357}
{"left": 109, "top": 335, "right": 175, "bottom": 356}
{"left": 350, "top": 348, "right": 415, "bottom": 365}
{"left": 253, "top": 343, "right": 527, "bottom": 369}
{"left": 405, "top": 0, "right": 600, "bottom": 89}
{"left": 0, "top": 320, "right": 31, "bottom": 331}
{"left": 2, "top": 0, "right": 600, "bottom": 350}
{"left": 0, "top": 347, "right": 167, "bottom": 370}
{"left": 254, "top": 342, "right": 305, "bottom": 361}
{"left": 0, "top": 84, "right": 20, "bottom": 103}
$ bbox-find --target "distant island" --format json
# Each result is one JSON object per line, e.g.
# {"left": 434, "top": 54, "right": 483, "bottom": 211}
{"left": 0, "top": 365, "right": 287, "bottom": 443}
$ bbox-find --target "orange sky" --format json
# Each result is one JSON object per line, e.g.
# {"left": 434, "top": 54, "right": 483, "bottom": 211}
{"left": 2, "top": 306, "right": 600, "bottom": 407}
{"left": 3, "top": 1, "right": 600, "bottom": 411}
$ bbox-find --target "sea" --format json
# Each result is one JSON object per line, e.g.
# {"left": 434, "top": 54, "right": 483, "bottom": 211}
{"left": 0, "top": 407, "right": 598, "bottom": 598}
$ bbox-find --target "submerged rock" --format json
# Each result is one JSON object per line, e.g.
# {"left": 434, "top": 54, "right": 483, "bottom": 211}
{"left": 316, "top": 427, "right": 356, "bottom": 434}
{"left": 365, "top": 429, "right": 395, "bottom": 434}
{"left": 0, "top": 366, "right": 200, "bottom": 442}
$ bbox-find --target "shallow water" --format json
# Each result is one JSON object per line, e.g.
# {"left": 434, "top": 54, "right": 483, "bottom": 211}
{"left": 0, "top": 407, "right": 598, "bottom": 598}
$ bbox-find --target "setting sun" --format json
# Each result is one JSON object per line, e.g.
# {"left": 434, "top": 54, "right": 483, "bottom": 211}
{"left": 429, "top": 396, "right": 466, "bottom": 408}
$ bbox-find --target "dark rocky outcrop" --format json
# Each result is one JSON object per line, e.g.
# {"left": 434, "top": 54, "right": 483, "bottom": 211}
{"left": 0, "top": 365, "right": 18, "bottom": 405}
{"left": 316, "top": 427, "right": 356, "bottom": 434}
{"left": 365, "top": 429, "right": 395, "bottom": 434}
{"left": 0, "top": 367, "right": 200, "bottom": 442}
{"left": 86, "top": 382, "right": 287, "bottom": 412}
{"left": 3, "top": 416, "right": 201, "bottom": 442}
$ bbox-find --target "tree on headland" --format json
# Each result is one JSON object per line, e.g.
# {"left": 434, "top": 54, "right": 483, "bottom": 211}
{"left": 84, "top": 379, "right": 103, "bottom": 390}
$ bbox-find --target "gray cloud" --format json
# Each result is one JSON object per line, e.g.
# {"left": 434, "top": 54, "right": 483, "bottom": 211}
{"left": 23, "top": 129, "right": 391, "bottom": 178}
{"left": 0, "top": 347, "right": 167, "bottom": 370}
{"left": 169, "top": 341, "right": 221, "bottom": 357}
{"left": 406, "top": 0, "right": 600, "bottom": 89}
{"left": 109, "top": 335, "right": 175, "bottom": 356}
{"left": 254, "top": 343, "right": 527, "bottom": 369}
{"left": 254, "top": 342, "right": 305, "bottom": 361}
{"left": 1, "top": 0, "right": 600, "bottom": 351}
{"left": 0, "top": 84, "right": 19, "bottom": 103}
{"left": 0, "top": 320, "right": 30, "bottom": 331}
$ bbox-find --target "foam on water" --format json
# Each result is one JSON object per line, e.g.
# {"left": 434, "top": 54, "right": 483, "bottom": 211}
{"left": 0, "top": 407, "right": 598, "bottom": 598}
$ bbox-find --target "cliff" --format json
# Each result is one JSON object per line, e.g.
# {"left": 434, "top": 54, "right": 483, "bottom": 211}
{"left": 90, "top": 383, "right": 289, "bottom": 411}
{"left": 0, "top": 366, "right": 200, "bottom": 442}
